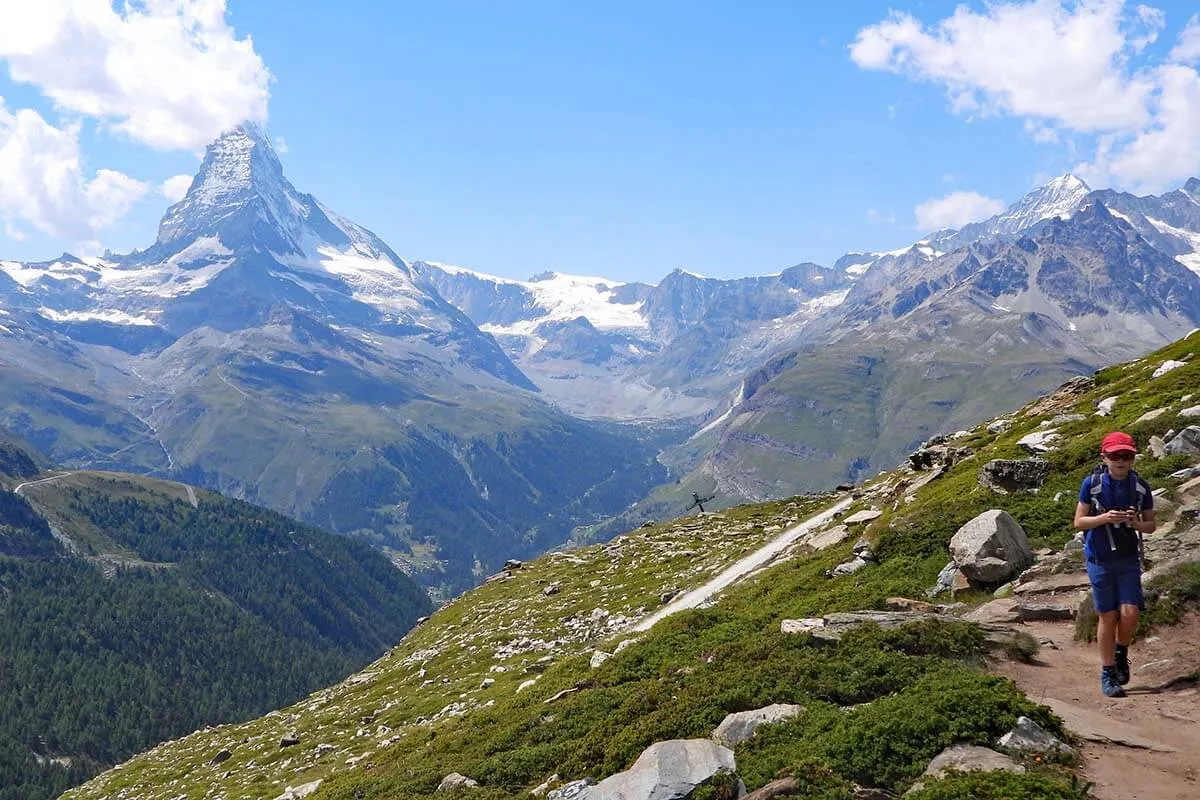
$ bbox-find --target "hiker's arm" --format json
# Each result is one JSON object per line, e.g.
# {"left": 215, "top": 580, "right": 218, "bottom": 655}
{"left": 1074, "top": 502, "right": 1132, "bottom": 530}
{"left": 1132, "top": 508, "right": 1156, "bottom": 534}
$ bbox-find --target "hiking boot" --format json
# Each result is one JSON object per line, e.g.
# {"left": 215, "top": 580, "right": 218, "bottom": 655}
{"left": 1114, "top": 644, "right": 1131, "bottom": 686}
{"left": 1101, "top": 666, "right": 1126, "bottom": 698}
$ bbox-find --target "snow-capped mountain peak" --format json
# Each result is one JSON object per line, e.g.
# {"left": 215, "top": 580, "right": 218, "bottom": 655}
{"left": 1005, "top": 173, "right": 1091, "bottom": 228}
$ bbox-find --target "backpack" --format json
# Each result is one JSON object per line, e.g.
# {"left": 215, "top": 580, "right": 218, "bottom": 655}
{"left": 1086, "top": 464, "right": 1148, "bottom": 563}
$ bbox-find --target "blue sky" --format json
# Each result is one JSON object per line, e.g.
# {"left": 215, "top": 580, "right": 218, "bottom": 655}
{"left": 1, "top": 1, "right": 1199, "bottom": 282}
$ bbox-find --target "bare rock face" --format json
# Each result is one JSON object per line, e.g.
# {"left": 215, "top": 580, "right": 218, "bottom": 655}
{"left": 998, "top": 716, "right": 1073, "bottom": 756}
{"left": 1165, "top": 426, "right": 1200, "bottom": 457}
{"left": 950, "top": 510, "right": 1034, "bottom": 584}
{"left": 582, "top": 739, "right": 745, "bottom": 799}
{"left": 712, "top": 704, "right": 804, "bottom": 748}
{"left": 978, "top": 458, "right": 1051, "bottom": 493}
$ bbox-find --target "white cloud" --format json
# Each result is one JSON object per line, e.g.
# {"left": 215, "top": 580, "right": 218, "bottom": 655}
{"left": 867, "top": 207, "right": 896, "bottom": 224}
{"left": 0, "top": 101, "right": 147, "bottom": 238}
{"left": 915, "top": 191, "right": 1005, "bottom": 231}
{"left": 1170, "top": 14, "right": 1200, "bottom": 63}
{"left": 274, "top": 136, "right": 289, "bottom": 154}
{"left": 0, "top": 0, "right": 272, "bottom": 150}
{"left": 851, "top": 1, "right": 1200, "bottom": 193}
{"left": 160, "top": 173, "right": 194, "bottom": 202}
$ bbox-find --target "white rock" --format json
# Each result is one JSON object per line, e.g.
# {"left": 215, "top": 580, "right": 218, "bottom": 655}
{"left": 843, "top": 508, "right": 883, "bottom": 524}
{"left": 437, "top": 773, "right": 479, "bottom": 792}
{"left": 998, "top": 716, "right": 1073, "bottom": 755}
{"left": 1017, "top": 429, "right": 1060, "bottom": 454}
{"left": 712, "top": 704, "right": 804, "bottom": 748}
{"left": 950, "top": 510, "right": 1034, "bottom": 584}
{"left": 780, "top": 618, "right": 825, "bottom": 635}
{"left": 273, "top": 781, "right": 322, "bottom": 800}
{"left": 516, "top": 678, "right": 539, "bottom": 693}
{"left": 1180, "top": 405, "right": 1200, "bottom": 418}
{"left": 590, "top": 650, "right": 612, "bottom": 669}
{"left": 1152, "top": 360, "right": 1187, "bottom": 378}
{"left": 1095, "top": 396, "right": 1119, "bottom": 416}
{"left": 1133, "top": 408, "right": 1170, "bottom": 425}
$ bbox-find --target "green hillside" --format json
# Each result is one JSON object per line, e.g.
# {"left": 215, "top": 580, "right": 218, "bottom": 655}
{"left": 0, "top": 463, "right": 432, "bottom": 800}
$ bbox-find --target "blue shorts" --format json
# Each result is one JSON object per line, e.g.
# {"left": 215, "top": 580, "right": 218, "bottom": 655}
{"left": 1086, "top": 557, "right": 1144, "bottom": 614}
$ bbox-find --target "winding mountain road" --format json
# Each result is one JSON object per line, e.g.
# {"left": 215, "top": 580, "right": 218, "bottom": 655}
{"left": 630, "top": 495, "right": 854, "bottom": 633}
{"left": 13, "top": 472, "right": 75, "bottom": 496}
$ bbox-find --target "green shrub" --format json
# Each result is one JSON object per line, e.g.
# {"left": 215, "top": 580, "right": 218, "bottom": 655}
{"left": 907, "top": 770, "right": 1094, "bottom": 799}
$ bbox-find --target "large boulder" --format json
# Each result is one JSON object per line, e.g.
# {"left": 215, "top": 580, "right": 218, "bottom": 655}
{"left": 1165, "top": 426, "right": 1200, "bottom": 458}
{"left": 583, "top": 739, "right": 744, "bottom": 799}
{"left": 905, "top": 745, "right": 1024, "bottom": 795}
{"left": 949, "top": 510, "right": 1034, "bottom": 584}
{"left": 978, "top": 459, "right": 1051, "bottom": 493}
{"left": 712, "top": 704, "right": 804, "bottom": 748}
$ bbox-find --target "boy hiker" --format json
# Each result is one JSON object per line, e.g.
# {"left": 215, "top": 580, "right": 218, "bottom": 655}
{"left": 1073, "top": 431, "right": 1156, "bottom": 698}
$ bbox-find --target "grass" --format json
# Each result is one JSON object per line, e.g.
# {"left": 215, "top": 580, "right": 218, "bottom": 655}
{"left": 63, "top": 333, "right": 1200, "bottom": 800}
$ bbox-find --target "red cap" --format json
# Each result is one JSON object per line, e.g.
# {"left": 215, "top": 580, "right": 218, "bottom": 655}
{"left": 1100, "top": 431, "right": 1137, "bottom": 454}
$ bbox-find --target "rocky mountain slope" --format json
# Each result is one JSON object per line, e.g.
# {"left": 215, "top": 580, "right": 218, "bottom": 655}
{"left": 0, "top": 440, "right": 431, "bottom": 800}
{"left": 61, "top": 333, "right": 1200, "bottom": 800}
{"left": 0, "top": 126, "right": 666, "bottom": 595}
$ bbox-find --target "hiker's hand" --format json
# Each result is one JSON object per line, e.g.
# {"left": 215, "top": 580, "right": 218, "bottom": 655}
{"left": 1102, "top": 510, "right": 1133, "bottom": 524}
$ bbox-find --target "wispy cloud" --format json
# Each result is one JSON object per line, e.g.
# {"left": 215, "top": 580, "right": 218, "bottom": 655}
{"left": 914, "top": 190, "right": 1004, "bottom": 231}
{"left": 850, "top": 0, "right": 1200, "bottom": 193}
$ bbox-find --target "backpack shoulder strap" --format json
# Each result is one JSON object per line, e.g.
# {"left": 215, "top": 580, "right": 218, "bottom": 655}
{"left": 1130, "top": 470, "right": 1149, "bottom": 511}
{"left": 1089, "top": 464, "right": 1106, "bottom": 509}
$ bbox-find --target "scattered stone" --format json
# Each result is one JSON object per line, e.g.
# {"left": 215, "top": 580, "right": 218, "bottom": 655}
{"left": 517, "top": 679, "right": 538, "bottom": 692}
{"left": 547, "top": 779, "right": 592, "bottom": 800}
{"left": 480, "top": 678, "right": 495, "bottom": 689}
{"left": 1164, "top": 426, "right": 1200, "bottom": 457}
{"left": 273, "top": 781, "right": 322, "bottom": 800}
{"left": 1096, "top": 396, "right": 1119, "bottom": 416}
{"left": 209, "top": 749, "right": 232, "bottom": 766}
{"left": 964, "top": 598, "right": 1021, "bottom": 625}
{"left": 987, "top": 418, "right": 1014, "bottom": 433}
{"left": 1023, "top": 376, "right": 1094, "bottom": 417}
{"left": 827, "top": 556, "right": 872, "bottom": 577}
{"left": 950, "top": 510, "right": 1034, "bottom": 584}
{"left": 583, "top": 740, "right": 744, "bottom": 799}
{"left": 660, "top": 588, "right": 682, "bottom": 604}
{"left": 978, "top": 458, "right": 1051, "bottom": 493}
{"left": 1170, "top": 467, "right": 1200, "bottom": 480}
{"left": 1149, "top": 435, "right": 1168, "bottom": 458}
{"left": 926, "top": 560, "right": 962, "bottom": 597}
{"left": 485, "top": 571, "right": 512, "bottom": 583}
{"left": 1016, "top": 602, "right": 1076, "bottom": 622}
{"left": 998, "top": 716, "right": 1073, "bottom": 755}
{"left": 279, "top": 733, "right": 301, "bottom": 749}
{"left": 884, "top": 597, "right": 936, "bottom": 613}
{"left": 437, "top": 773, "right": 479, "bottom": 792}
{"left": 712, "top": 704, "right": 804, "bottom": 748}
{"left": 809, "top": 611, "right": 939, "bottom": 645}
{"left": 1053, "top": 491, "right": 1065, "bottom": 503}
{"left": 531, "top": 774, "right": 561, "bottom": 797}
{"left": 835, "top": 483, "right": 856, "bottom": 492}
{"left": 907, "top": 745, "right": 1024, "bottom": 795}
{"left": 780, "top": 618, "right": 825, "bottom": 635}
{"left": 1046, "top": 413, "right": 1086, "bottom": 426}
{"left": 590, "top": 650, "right": 612, "bottom": 669}
{"left": 742, "top": 777, "right": 800, "bottom": 800}
{"left": 415, "top": 615, "right": 430, "bottom": 626}
{"left": 992, "top": 581, "right": 1015, "bottom": 599}
{"left": 1017, "top": 429, "right": 1060, "bottom": 454}
{"left": 1134, "top": 408, "right": 1171, "bottom": 425}
{"left": 1013, "top": 573, "right": 1091, "bottom": 595}
{"left": 543, "top": 582, "right": 561, "bottom": 596}
{"left": 614, "top": 639, "right": 637, "bottom": 654}
{"left": 545, "top": 687, "right": 581, "bottom": 704}
{"left": 1181, "top": 405, "right": 1200, "bottom": 419}
{"left": 851, "top": 787, "right": 892, "bottom": 800}
{"left": 843, "top": 508, "right": 883, "bottom": 525}
{"left": 1152, "top": 360, "right": 1187, "bottom": 378}
{"left": 806, "top": 524, "right": 851, "bottom": 550}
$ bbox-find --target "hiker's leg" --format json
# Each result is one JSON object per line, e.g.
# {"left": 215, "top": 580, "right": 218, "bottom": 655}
{"left": 1116, "top": 603, "right": 1139, "bottom": 646}
{"left": 1096, "top": 610, "right": 1119, "bottom": 666}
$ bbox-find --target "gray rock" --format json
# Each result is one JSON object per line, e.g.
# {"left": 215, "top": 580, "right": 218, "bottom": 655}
{"left": 1170, "top": 467, "right": 1200, "bottom": 480}
{"left": 1016, "top": 602, "right": 1076, "bottom": 622}
{"left": 1096, "top": 396, "right": 1118, "bottom": 416}
{"left": 273, "top": 781, "right": 322, "bottom": 800}
{"left": 712, "top": 704, "right": 804, "bottom": 748}
{"left": 437, "top": 773, "right": 480, "bottom": 792}
{"left": 987, "top": 418, "right": 1014, "bottom": 433}
{"left": 978, "top": 458, "right": 1051, "bottom": 493}
{"left": 827, "top": 556, "right": 872, "bottom": 577}
{"left": 950, "top": 510, "right": 1034, "bottom": 584}
{"left": 998, "top": 716, "right": 1073, "bottom": 755}
{"left": 1133, "top": 408, "right": 1170, "bottom": 425}
{"left": 843, "top": 508, "right": 883, "bottom": 525}
{"left": 544, "top": 582, "right": 561, "bottom": 596}
{"left": 780, "top": 618, "right": 825, "bottom": 635}
{"left": 590, "top": 651, "right": 612, "bottom": 669}
{"left": 1047, "top": 413, "right": 1086, "bottom": 426}
{"left": 548, "top": 779, "right": 592, "bottom": 800}
{"left": 1165, "top": 426, "right": 1200, "bottom": 457}
{"left": 583, "top": 739, "right": 744, "bottom": 800}
{"left": 926, "top": 560, "right": 961, "bottom": 597}
{"left": 1149, "top": 436, "right": 1167, "bottom": 458}
{"left": 906, "top": 745, "right": 1024, "bottom": 795}
{"left": 279, "top": 733, "right": 300, "bottom": 748}
{"left": 504, "top": 559, "right": 524, "bottom": 570}
{"left": 1017, "top": 429, "right": 1060, "bottom": 454}
{"left": 1181, "top": 405, "right": 1200, "bottom": 418}
{"left": 210, "top": 749, "right": 232, "bottom": 766}
{"left": 810, "top": 611, "right": 939, "bottom": 645}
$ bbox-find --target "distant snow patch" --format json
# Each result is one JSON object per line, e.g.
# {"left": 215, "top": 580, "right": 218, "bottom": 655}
{"left": 38, "top": 307, "right": 157, "bottom": 326}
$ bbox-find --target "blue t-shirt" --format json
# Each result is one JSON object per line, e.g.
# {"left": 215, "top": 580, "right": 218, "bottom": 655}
{"left": 1078, "top": 471, "right": 1152, "bottom": 562}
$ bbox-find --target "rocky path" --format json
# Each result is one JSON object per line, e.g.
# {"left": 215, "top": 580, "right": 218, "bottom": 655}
{"left": 994, "top": 617, "right": 1200, "bottom": 800}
